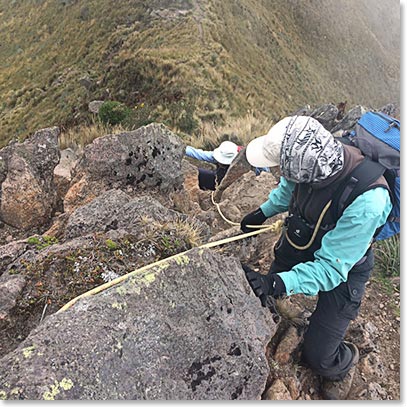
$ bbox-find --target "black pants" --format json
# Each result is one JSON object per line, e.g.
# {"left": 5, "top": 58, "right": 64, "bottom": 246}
{"left": 198, "top": 168, "right": 216, "bottom": 190}
{"left": 270, "top": 248, "right": 374, "bottom": 381}
{"left": 198, "top": 166, "right": 229, "bottom": 191}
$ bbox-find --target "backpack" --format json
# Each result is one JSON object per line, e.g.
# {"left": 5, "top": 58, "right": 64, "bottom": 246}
{"left": 335, "top": 111, "right": 400, "bottom": 241}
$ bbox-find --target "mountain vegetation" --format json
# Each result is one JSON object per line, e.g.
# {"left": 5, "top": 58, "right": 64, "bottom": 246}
{"left": 0, "top": 0, "right": 399, "bottom": 147}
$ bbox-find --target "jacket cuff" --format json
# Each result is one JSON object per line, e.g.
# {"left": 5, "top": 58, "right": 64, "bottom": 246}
{"left": 277, "top": 271, "right": 298, "bottom": 296}
{"left": 260, "top": 201, "right": 277, "bottom": 218}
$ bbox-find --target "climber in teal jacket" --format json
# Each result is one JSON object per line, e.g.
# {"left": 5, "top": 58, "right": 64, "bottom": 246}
{"left": 258, "top": 176, "right": 391, "bottom": 296}
{"left": 240, "top": 115, "right": 392, "bottom": 400}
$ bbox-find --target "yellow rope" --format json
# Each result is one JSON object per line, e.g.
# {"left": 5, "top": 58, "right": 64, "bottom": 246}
{"left": 57, "top": 221, "right": 284, "bottom": 313}
{"left": 210, "top": 191, "right": 239, "bottom": 226}
{"left": 210, "top": 191, "right": 273, "bottom": 229}
{"left": 284, "top": 200, "right": 332, "bottom": 250}
{"left": 58, "top": 190, "right": 285, "bottom": 313}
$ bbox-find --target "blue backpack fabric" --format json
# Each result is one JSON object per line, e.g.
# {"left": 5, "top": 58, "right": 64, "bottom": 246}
{"left": 340, "top": 111, "right": 400, "bottom": 241}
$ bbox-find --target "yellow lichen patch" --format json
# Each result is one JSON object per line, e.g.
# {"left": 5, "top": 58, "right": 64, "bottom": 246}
{"left": 116, "top": 285, "right": 127, "bottom": 296}
{"left": 175, "top": 255, "right": 190, "bottom": 266}
{"left": 0, "top": 390, "right": 7, "bottom": 400}
{"left": 59, "top": 378, "right": 74, "bottom": 391}
{"left": 111, "top": 302, "right": 127, "bottom": 310}
{"left": 143, "top": 272, "right": 156, "bottom": 285}
{"left": 10, "top": 388, "right": 21, "bottom": 396}
{"left": 42, "top": 378, "right": 73, "bottom": 400}
{"left": 157, "top": 263, "right": 169, "bottom": 271}
{"left": 22, "top": 345, "right": 36, "bottom": 359}
{"left": 42, "top": 381, "right": 60, "bottom": 400}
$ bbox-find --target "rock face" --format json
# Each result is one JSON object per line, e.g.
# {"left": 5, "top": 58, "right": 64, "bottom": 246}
{"left": 0, "top": 240, "right": 30, "bottom": 275}
{"left": 0, "top": 249, "right": 276, "bottom": 400}
{"left": 63, "top": 189, "right": 210, "bottom": 241}
{"left": 53, "top": 148, "right": 80, "bottom": 206}
{"left": 217, "top": 170, "right": 278, "bottom": 224}
{"left": 213, "top": 148, "right": 252, "bottom": 202}
{"left": 64, "top": 123, "right": 185, "bottom": 212}
{"left": 264, "top": 379, "right": 293, "bottom": 400}
{"left": 330, "top": 105, "right": 368, "bottom": 134}
{"left": 0, "top": 127, "right": 60, "bottom": 230}
{"left": 0, "top": 190, "right": 211, "bottom": 357}
{"left": 0, "top": 274, "right": 26, "bottom": 328}
{"left": 310, "top": 103, "right": 339, "bottom": 130}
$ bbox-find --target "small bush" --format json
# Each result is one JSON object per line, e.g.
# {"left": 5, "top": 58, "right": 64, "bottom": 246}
{"left": 99, "top": 101, "right": 132, "bottom": 125}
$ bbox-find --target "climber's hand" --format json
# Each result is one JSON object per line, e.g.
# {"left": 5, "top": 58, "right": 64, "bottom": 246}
{"left": 240, "top": 208, "right": 267, "bottom": 233}
{"left": 242, "top": 264, "right": 286, "bottom": 307}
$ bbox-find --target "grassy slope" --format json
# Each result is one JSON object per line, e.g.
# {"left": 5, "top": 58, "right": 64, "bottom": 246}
{"left": 0, "top": 0, "right": 400, "bottom": 146}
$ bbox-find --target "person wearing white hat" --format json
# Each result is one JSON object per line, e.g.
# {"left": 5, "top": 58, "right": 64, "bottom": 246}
{"left": 240, "top": 115, "right": 392, "bottom": 399}
{"left": 185, "top": 141, "right": 241, "bottom": 190}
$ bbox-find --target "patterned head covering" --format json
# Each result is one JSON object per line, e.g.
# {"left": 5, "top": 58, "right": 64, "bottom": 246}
{"left": 280, "top": 116, "right": 344, "bottom": 183}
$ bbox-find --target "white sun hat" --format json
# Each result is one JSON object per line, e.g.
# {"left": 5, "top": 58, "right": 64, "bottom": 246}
{"left": 213, "top": 141, "right": 239, "bottom": 165}
{"left": 245, "top": 116, "right": 292, "bottom": 167}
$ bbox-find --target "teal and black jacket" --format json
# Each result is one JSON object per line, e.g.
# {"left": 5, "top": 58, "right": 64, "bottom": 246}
{"left": 259, "top": 145, "right": 392, "bottom": 296}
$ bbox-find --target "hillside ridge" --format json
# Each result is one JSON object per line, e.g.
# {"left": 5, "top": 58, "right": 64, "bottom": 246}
{"left": 0, "top": 0, "right": 400, "bottom": 147}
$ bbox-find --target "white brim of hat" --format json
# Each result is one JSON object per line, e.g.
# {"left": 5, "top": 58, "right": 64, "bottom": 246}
{"left": 213, "top": 147, "right": 237, "bottom": 165}
{"left": 245, "top": 135, "right": 279, "bottom": 168}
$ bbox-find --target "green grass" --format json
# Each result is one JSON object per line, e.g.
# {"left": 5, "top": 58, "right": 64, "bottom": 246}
{"left": 0, "top": 0, "right": 399, "bottom": 148}
{"left": 374, "top": 235, "right": 400, "bottom": 279}
{"left": 372, "top": 235, "right": 400, "bottom": 298}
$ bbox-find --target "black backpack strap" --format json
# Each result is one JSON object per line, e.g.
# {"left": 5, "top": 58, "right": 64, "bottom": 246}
{"left": 332, "top": 158, "right": 388, "bottom": 219}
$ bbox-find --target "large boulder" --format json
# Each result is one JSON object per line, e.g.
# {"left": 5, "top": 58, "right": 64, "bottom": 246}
{"left": 63, "top": 189, "right": 210, "bottom": 241}
{"left": 0, "top": 128, "right": 60, "bottom": 230}
{"left": 0, "top": 248, "right": 276, "bottom": 400}
{"left": 0, "top": 192, "right": 211, "bottom": 357}
{"left": 64, "top": 123, "right": 185, "bottom": 212}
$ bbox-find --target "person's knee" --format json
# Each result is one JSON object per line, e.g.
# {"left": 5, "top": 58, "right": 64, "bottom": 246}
{"left": 302, "top": 332, "right": 338, "bottom": 375}
{"left": 302, "top": 337, "right": 328, "bottom": 371}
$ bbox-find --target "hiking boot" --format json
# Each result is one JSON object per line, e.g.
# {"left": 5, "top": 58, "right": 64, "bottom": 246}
{"left": 320, "top": 342, "right": 360, "bottom": 400}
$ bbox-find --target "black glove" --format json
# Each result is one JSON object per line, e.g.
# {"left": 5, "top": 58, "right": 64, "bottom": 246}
{"left": 240, "top": 208, "right": 267, "bottom": 233}
{"left": 242, "top": 264, "right": 286, "bottom": 307}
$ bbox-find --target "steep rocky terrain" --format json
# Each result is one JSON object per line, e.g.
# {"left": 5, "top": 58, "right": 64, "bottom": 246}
{"left": 0, "top": 103, "right": 400, "bottom": 400}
